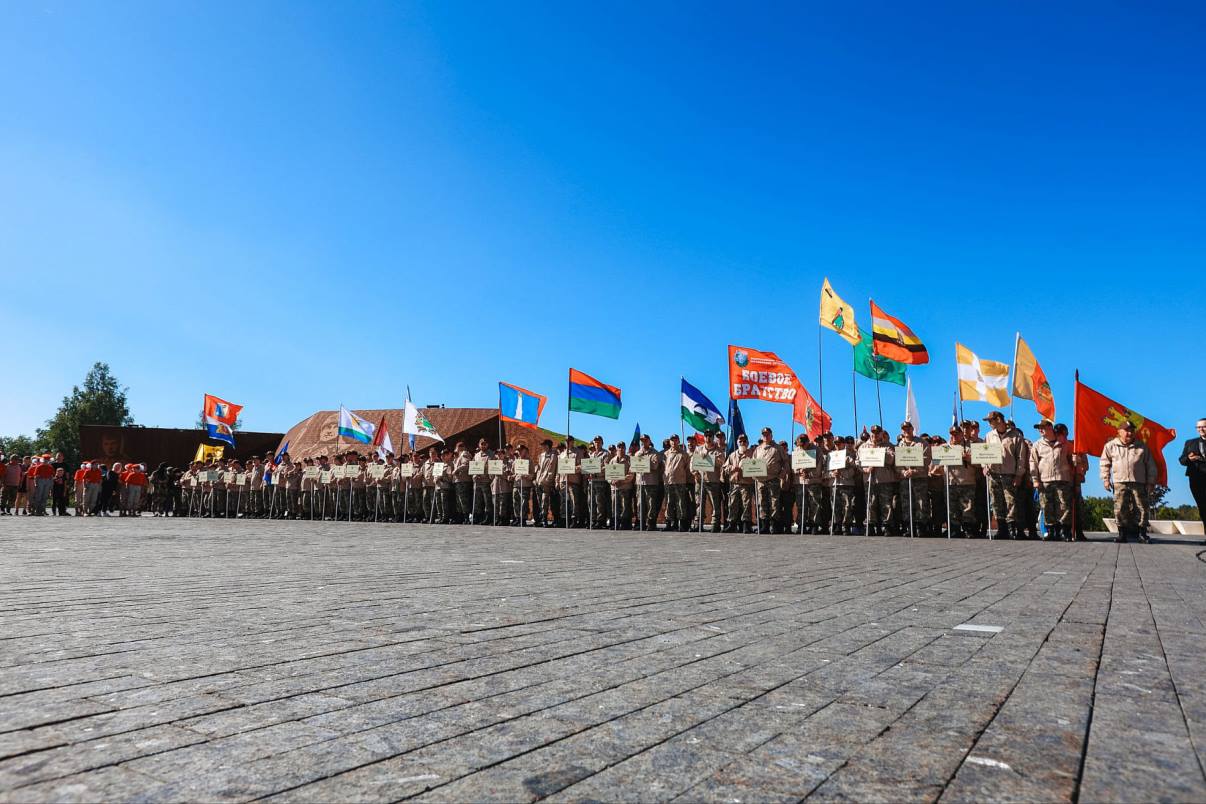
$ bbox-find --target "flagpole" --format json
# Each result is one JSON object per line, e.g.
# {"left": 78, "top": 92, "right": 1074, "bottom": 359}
{"left": 817, "top": 326, "right": 824, "bottom": 418}
{"left": 875, "top": 378, "right": 883, "bottom": 428}
{"left": 851, "top": 366, "right": 859, "bottom": 434}
{"left": 1009, "top": 331, "right": 1019, "bottom": 421}
{"left": 679, "top": 376, "right": 686, "bottom": 445}
{"left": 498, "top": 385, "right": 504, "bottom": 451}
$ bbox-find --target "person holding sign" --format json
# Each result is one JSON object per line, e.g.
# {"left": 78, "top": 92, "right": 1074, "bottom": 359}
{"left": 829, "top": 436, "right": 859, "bottom": 534}
{"left": 607, "top": 441, "right": 634, "bottom": 529}
{"left": 488, "top": 446, "right": 512, "bottom": 527}
{"left": 723, "top": 434, "right": 755, "bottom": 533}
{"left": 562, "top": 438, "right": 587, "bottom": 528}
{"left": 944, "top": 427, "right": 980, "bottom": 537}
{"left": 861, "top": 427, "right": 898, "bottom": 537}
{"left": 534, "top": 440, "right": 561, "bottom": 527}
{"left": 633, "top": 435, "right": 662, "bottom": 531}
{"left": 511, "top": 444, "right": 534, "bottom": 526}
{"left": 693, "top": 431, "right": 726, "bottom": 532}
{"left": 896, "top": 422, "right": 931, "bottom": 537}
{"left": 1100, "top": 420, "right": 1158, "bottom": 543}
{"left": 752, "top": 428, "right": 785, "bottom": 533}
{"left": 588, "top": 436, "right": 612, "bottom": 529}
{"left": 663, "top": 434, "right": 693, "bottom": 531}
{"left": 471, "top": 438, "right": 494, "bottom": 525}
{"left": 421, "top": 449, "right": 438, "bottom": 523}
{"left": 983, "top": 411, "right": 1029, "bottom": 539}
{"left": 793, "top": 434, "right": 826, "bottom": 535}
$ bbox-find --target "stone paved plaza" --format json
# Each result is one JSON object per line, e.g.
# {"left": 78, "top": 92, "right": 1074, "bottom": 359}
{"left": 2, "top": 519, "right": 1205, "bottom": 803}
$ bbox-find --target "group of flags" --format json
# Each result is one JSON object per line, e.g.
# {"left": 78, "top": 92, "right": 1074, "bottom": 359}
{"left": 197, "top": 277, "right": 1174, "bottom": 483}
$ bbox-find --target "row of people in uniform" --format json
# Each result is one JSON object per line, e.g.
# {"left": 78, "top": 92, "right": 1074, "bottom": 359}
{"left": 157, "top": 412, "right": 1159, "bottom": 542}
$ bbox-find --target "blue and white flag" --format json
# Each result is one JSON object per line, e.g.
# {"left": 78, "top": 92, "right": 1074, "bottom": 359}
{"left": 499, "top": 382, "right": 547, "bottom": 430}
{"left": 205, "top": 417, "right": 236, "bottom": 447}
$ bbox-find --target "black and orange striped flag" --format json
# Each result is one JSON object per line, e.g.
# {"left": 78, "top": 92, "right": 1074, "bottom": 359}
{"left": 869, "top": 300, "right": 929, "bottom": 365}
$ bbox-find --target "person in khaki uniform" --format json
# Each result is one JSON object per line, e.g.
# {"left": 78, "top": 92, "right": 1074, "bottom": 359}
{"left": 803, "top": 434, "right": 830, "bottom": 534}
{"left": 723, "top": 434, "right": 755, "bottom": 533}
{"left": 896, "top": 422, "right": 930, "bottom": 537}
{"left": 1101, "top": 421, "right": 1158, "bottom": 543}
{"left": 1055, "top": 423, "right": 1089, "bottom": 541}
{"left": 562, "top": 438, "right": 587, "bottom": 528}
{"left": 751, "top": 427, "right": 784, "bottom": 533}
{"left": 422, "top": 447, "right": 440, "bottom": 523}
{"left": 588, "top": 436, "right": 612, "bottom": 529}
{"left": 633, "top": 435, "right": 662, "bottom": 530}
{"left": 449, "top": 442, "right": 471, "bottom": 524}
{"left": 1029, "top": 419, "right": 1076, "bottom": 541}
{"left": 828, "top": 436, "right": 859, "bottom": 534}
{"left": 962, "top": 420, "right": 988, "bottom": 535}
{"left": 470, "top": 438, "right": 494, "bottom": 525}
{"left": 693, "top": 431, "right": 726, "bottom": 532}
{"left": 511, "top": 444, "right": 534, "bottom": 526}
{"left": 982, "top": 411, "right": 1029, "bottom": 539}
{"left": 861, "top": 427, "right": 898, "bottom": 536}
{"left": 534, "top": 440, "right": 561, "bottom": 527}
{"left": 490, "top": 447, "right": 513, "bottom": 526}
{"left": 946, "top": 427, "right": 980, "bottom": 537}
{"left": 791, "top": 435, "right": 814, "bottom": 533}
{"left": 607, "top": 441, "right": 635, "bottom": 530}
{"left": 662, "top": 435, "right": 693, "bottom": 531}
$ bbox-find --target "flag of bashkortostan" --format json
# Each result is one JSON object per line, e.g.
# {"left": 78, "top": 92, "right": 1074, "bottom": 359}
{"left": 681, "top": 378, "right": 725, "bottom": 433}
{"left": 338, "top": 405, "right": 375, "bottom": 444}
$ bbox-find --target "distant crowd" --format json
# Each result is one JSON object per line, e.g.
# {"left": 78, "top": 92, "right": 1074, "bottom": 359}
{"left": 4, "top": 412, "right": 1185, "bottom": 545}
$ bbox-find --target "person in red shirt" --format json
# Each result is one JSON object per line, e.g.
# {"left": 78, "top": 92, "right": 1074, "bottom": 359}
{"left": 82, "top": 462, "right": 103, "bottom": 515}
{"left": 123, "top": 464, "right": 148, "bottom": 516}
{"left": 30, "top": 455, "right": 55, "bottom": 516}
{"left": 73, "top": 464, "right": 87, "bottom": 516}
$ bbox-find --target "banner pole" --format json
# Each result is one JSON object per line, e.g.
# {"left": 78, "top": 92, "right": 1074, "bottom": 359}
{"left": 1010, "top": 331, "right": 1020, "bottom": 421}
{"left": 818, "top": 326, "right": 824, "bottom": 416}
{"left": 908, "top": 477, "right": 914, "bottom": 538}
{"left": 875, "top": 378, "right": 883, "bottom": 428}
{"left": 852, "top": 367, "right": 859, "bottom": 435}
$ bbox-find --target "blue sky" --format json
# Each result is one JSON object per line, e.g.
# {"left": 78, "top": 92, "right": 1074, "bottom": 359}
{"left": 2, "top": 2, "right": 1203, "bottom": 501}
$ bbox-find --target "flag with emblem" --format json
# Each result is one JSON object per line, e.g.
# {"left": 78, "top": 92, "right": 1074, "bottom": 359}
{"left": 819, "top": 278, "right": 860, "bottom": 345}
{"left": 1073, "top": 376, "right": 1176, "bottom": 485}
{"left": 403, "top": 400, "right": 444, "bottom": 443}
{"left": 338, "top": 405, "right": 375, "bottom": 444}
{"left": 1012, "top": 334, "right": 1055, "bottom": 421}
{"left": 791, "top": 381, "right": 832, "bottom": 439}
{"left": 499, "top": 382, "right": 547, "bottom": 430}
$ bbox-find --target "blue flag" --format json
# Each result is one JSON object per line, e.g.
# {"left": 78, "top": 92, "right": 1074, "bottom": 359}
{"left": 205, "top": 419, "right": 235, "bottom": 448}
{"left": 630, "top": 422, "right": 641, "bottom": 451}
{"left": 499, "top": 382, "right": 547, "bottom": 430}
{"left": 274, "top": 440, "right": 289, "bottom": 465}
{"left": 727, "top": 399, "right": 745, "bottom": 454}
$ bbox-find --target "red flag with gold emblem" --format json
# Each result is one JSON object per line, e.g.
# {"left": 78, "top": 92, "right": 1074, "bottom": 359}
{"left": 1073, "top": 376, "right": 1175, "bottom": 485}
{"left": 792, "top": 381, "right": 832, "bottom": 439}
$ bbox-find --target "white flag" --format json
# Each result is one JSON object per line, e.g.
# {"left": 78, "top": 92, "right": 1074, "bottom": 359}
{"left": 905, "top": 377, "right": 921, "bottom": 433}
{"left": 403, "top": 400, "right": 444, "bottom": 442}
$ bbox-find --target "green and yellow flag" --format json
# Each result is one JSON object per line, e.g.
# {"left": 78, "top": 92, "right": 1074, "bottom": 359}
{"left": 854, "top": 332, "right": 906, "bottom": 386}
{"left": 819, "top": 278, "right": 860, "bottom": 345}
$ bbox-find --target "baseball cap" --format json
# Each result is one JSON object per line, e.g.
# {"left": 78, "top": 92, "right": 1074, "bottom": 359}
{"left": 983, "top": 411, "right": 1005, "bottom": 423}
{"left": 1032, "top": 419, "right": 1055, "bottom": 429}
{"left": 1118, "top": 421, "right": 1136, "bottom": 431}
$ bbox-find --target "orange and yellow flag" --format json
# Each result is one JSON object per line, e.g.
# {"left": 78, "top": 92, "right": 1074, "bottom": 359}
{"left": 1012, "top": 334, "right": 1055, "bottom": 420}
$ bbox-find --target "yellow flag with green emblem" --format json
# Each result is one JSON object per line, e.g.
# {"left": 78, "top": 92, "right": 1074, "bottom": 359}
{"left": 819, "top": 278, "right": 860, "bottom": 345}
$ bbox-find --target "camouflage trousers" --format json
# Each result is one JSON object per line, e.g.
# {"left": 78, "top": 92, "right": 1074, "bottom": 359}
{"left": 949, "top": 485, "right": 979, "bottom": 532}
{"left": 665, "top": 484, "right": 694, "bottom": 528}
{"left": 727, "top": 484, "right": 753, "bottom": 527}
{"left": 898, "top": 478, "right": 930, "bottom": 531}
{"left": 534, "top": 486, "right": 561, "bottom": 526}
{"left": 755, "top": 480, "right": 781, "bottom": 523}
{"left": 866, "top": 481, "right": 897, "bottom": 526}
{"left": 988, "top": 475, "right": 1023, "bottom": 526}
{"left": 833, "top": 485, "right": 858, "bottom": 526}
{"left": 699, "top": 482, "right": 723, "bottom": 529}
{"left": 804, "top": 484, "right": 830, "bottom": 528}
{"left": 612, "top": 487, "right": 633, "bottom": 528}
{"left": 590, "top": 481, "right": 611, "bottom": 528}
{"left": 472, "top": 484, "right": 493, "bottom": 524}
{"left": 513, "top": 487, "right": 533, "bottom": 525}
{"left": 1113, "top": 482, "right": 1149, "bottom": 529}
{"left": 1038, "top": 481, "right": 1073, "bottom": 527}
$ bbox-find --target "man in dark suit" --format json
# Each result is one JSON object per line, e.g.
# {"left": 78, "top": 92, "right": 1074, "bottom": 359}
{"left": 1180, "top": 418, "right": 1206, "bottom": 520}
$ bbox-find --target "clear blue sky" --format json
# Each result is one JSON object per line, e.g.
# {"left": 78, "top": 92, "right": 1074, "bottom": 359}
{"left": 2, "top": 2, "right": 1203, "bottom": 502}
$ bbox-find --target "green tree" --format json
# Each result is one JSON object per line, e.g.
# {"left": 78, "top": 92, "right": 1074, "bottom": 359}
{"left": 37, "top": 362, "right": 133, "bottom": 468}
{"left": 0, "top": 434, "right": 45, "bottom": 457}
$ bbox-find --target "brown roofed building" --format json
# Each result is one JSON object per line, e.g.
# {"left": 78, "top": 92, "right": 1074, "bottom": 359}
{"left": 275, "top": 408, "right": 568, "bottom": 461}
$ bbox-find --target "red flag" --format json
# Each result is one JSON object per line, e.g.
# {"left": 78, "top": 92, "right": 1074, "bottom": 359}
{"left": 1073, "top": 377, "right": 1175, "bottom": 485}
{"left": 728, "top": 345, "right": 799, "bottom": 404}
{"left": 371, "top": 415, "right": 394, "bottom": 455}
{"left": 202, "top": 393, "right": 242, "bottom": 425}
{"left": 791, "top": 381, "right": 832, "bottom": 439}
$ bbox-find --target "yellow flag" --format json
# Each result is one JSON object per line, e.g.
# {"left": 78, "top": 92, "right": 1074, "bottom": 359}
{"left": 819, "top": 278, "right": 860, "bottom": 345}
{"left": 194, "top": 443, "right": 224, "bottom": 463}
{"left": 956, "top": 343, "right": 1010, "bottom": 407}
